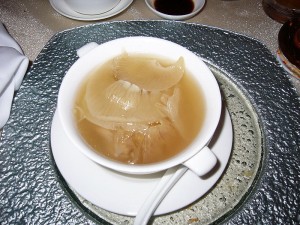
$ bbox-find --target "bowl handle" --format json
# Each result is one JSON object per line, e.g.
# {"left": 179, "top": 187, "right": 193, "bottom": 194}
{"left": 183, "top": 146, "right": 217, "bottom": 176}
{"left": 76, "top": 42, "right": 99, "bottom": 58}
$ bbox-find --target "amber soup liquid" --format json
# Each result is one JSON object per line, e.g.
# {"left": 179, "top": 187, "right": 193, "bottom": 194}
{"left": 74, "top": 55, "right": 205, "bottom": 165}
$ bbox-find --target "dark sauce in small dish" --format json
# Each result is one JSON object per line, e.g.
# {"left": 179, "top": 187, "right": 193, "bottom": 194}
{"left": 154, "top": 0, "right": 194, "bottom": 16}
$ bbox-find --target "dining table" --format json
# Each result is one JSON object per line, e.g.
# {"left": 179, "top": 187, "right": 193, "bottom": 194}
{"left": 1, "top": 0, "right": 300, "bottom": 89}
{"left": 0, "top": 0, "right": 299, "bottom": 224}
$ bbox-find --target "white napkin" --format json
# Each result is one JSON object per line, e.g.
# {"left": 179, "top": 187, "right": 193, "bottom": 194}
{"left": 0, "top": 22, "right": 29, "bottom": 128}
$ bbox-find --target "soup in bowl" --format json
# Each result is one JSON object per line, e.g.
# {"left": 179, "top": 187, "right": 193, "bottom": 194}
{"left": 57, "top": 37, "right": 222, "bottom": 175}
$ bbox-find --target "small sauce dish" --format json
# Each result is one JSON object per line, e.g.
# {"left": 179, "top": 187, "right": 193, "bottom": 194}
{"left": 145, "top": 0, "right": 205, "bottom": 20}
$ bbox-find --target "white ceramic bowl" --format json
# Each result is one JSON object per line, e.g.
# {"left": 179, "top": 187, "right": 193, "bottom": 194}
{"left": 145, "top": 0, "right": 206, "bottom": 20}
{"left": 57, "top": 36, "right": 221, "bottom": 175}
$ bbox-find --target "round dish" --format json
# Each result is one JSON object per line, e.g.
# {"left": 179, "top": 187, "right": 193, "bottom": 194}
{"left": 49, "top": 0, "right": 133, "bottom": 21}
{"left": 51, "top": 108, "right": 232, "bottom": 216}
{"left": 145, "top": 0, "right": 205, "bottom": 20}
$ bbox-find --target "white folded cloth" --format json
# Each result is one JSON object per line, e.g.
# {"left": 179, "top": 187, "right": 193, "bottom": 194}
{"left": 0, "top": 22, "right": 29, "bottom": 128}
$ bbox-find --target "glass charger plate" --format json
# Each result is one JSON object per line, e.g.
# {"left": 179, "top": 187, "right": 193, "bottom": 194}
{"left": 0, "top": 21, "right": 299, "bottom": 224}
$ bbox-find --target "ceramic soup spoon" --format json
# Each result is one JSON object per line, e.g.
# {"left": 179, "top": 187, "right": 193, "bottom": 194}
{"left": 134, "top": 146, "right": 217, "bottom": 225}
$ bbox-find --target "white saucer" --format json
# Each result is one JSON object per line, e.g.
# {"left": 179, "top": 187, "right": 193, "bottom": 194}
{"left": 49, "top": 0, "right": 133, "bottom": 21}
{"left": 51, "top": 107, "right": 232, "bottom": 216}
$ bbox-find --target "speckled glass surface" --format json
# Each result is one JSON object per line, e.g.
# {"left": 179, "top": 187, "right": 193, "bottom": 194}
{"left": 0, "top": 21, "right": 299, "bottom": 224}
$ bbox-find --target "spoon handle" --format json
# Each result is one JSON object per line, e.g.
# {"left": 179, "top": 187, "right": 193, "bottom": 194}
{"left": 134, "top": 165, "right": 188, "bottom": 225}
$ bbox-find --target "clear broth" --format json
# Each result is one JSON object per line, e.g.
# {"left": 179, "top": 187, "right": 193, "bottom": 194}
{"left": 74, "top": 54, "right": 205, "bottom": 164}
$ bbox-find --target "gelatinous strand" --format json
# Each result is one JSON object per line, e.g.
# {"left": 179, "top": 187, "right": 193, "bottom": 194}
{"left": 113, "top": 128, "right": 144, "bottom": 164}
{"left": 157, "top": 88, "right": 188, "bottom": 140}
{"left": 74, "top": 54, "right": 189, "bottom": 164}
{"left": 83, "top": 79, "right": 169, "bottom": 131}
{"left": 110, "top": 118, "right": 180, "bottom": 164}
{"left": 113, "top": 53, "right": 185, "bottom": 91}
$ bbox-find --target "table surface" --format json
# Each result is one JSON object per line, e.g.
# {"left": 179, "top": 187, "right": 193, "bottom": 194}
{"left": 1, "top": 0, "right": 282, "bottom": 59}
{"left": 1, "top": 0, "right": 299, "bottom": 93}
